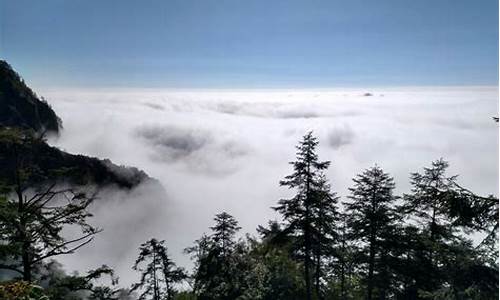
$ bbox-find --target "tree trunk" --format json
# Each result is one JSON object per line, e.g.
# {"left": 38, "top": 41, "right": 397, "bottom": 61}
{"left": 314, "top": 208, "right": 322, "bottom": 299}
{"left": 17, "top": 184, "right": 32, "bottom": 282}
{"left": 304, "top": 163, "right": 312, "bottom": 300}
{"left": 315, "top": 249, "right": 321, "bottom": 299}
{"left": 305, "top": 214, "right": 312, "bottom": 300}
{"left": 367, "top": 190, "right": 379, "bottom": 300}
{"left": 367, "top": 230, "right": 376, "bottom": 300}
{"left": 340, "top": 264, "right": 346, "bottom": 300}
{"left": 340, "top": 240, "right": 347, "bottom": 300}
{"left": 339, "top": 219, "right": 348, "bottom": 300}
{"left": 166, "top": 280, "right": 172, "bottom": 300}
{"left": 153, "top": 250, "right": 159, "bottom": 300}
{"left": 22, "top": 241, "right": 31, "bottom": 281}
{"left": 379, "top": 251, "right": 388, "bottom": 300}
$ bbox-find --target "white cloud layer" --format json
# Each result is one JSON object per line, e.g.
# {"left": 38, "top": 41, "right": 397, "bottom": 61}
{"left": 43, "top": 86, "right": 498, "bottom": 287}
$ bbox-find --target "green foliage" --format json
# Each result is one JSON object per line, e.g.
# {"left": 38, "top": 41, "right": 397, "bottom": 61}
{"left": 403, "top": 159, "right": 458, "bottom": 237}
{"left": 324, "top": 213, "right": 360, "bottom": 300}
{"left": 210, "top": 212, "right": 242, "bottom": 257}
{"left": 395, "top": 159, "right": 499, "bottom": 299}
{"left": 274, "top": 131, "right": 333, "bottom": 300}
{"left": 344, "top": 165, "right": 400, "bottom": 299}
{"left": 241, "top": 238, "right": 306, "bottom": 300}
{"left": 185, "top": 212, "right": 245, "bottom": 300}
{"left": 0, "top": 281, "right": 49, "bottom": 300}
{"left": 174, "top": 291, "right": 198, "bottom": 300}
{"left": 324, "top": 273, "right": 365, "bottom": 300}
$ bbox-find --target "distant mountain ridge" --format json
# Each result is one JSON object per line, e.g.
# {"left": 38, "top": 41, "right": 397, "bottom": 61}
{"left": 0, "top": 61, "right": 154, "bottom": 189}
{"left": 0, "top": 128, "right": 150, "bottom": 189}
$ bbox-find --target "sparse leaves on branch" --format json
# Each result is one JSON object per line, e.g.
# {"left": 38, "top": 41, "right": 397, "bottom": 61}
{"left": 131, "top": 238, "right": 186, "bottom": 300}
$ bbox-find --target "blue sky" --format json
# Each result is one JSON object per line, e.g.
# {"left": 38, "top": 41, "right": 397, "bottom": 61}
{"left": 1, "top": 0, "right": 498, "bottom": 88}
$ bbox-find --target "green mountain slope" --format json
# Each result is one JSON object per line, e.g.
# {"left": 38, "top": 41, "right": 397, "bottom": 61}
{"left": 0, "top": 61, "right": 61, "bottom": 134}
{"left": 0, "top": 61, "right": 154, "bottom": 189}
{"left": 0, "top": 128, "right": 149, "bottom": 189}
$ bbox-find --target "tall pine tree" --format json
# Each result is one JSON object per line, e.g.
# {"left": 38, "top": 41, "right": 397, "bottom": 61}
{"left": 310, "top": 174, "right": 340, "bottom": 299}
{"left": 274, "top": 131, "right": 331, "bottom": 300}
{"left": 400, "top": 159, "right": 498, "bottom": 298}
{"left": 131, "top": 238, "right": 186, "bottom": 300}
{"left": 344, "top": 165, "right": 399, "bottom": 300}
{"left": 186, "top": 211, "right": 243, "bottom": 300}
{"left": 401, "top": 159, "right": 458, "bottom": 293}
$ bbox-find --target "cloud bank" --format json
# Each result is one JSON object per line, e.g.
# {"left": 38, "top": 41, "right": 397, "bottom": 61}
{"left": 43, "top": 86, "right": 498, "bottom": 287}
{"left": 134, "top": 124, "right": 249, "bottom": 175}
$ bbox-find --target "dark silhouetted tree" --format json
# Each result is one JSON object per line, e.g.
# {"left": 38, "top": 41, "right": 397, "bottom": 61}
{"left": 274, "top": 131, "right": 331, "bottom": 300}
{"left": 241, "top": 233, "right": 305, "bottom": 300}
{"left": 401, "top": 159, "right": 459, "bottom": 293}
{"left": 210, "top": 212, "right": 241, "bottom": 259}
{"left": 131, "top": 238, "right": 186, "bottom": 300}
{"left": 399, "top": 159, "right": 498, "bottom": 298}
{"left": 326, "top": 213, "right": 359, "bottom": 300}
{"left": 344, "top": 165, "right": 399, "bottom": 300}
{"left": 310, "top": 174, "right": 340, "bottom": 299}
{"left": 185, "top": 211, "right": 243, "bottom": 300}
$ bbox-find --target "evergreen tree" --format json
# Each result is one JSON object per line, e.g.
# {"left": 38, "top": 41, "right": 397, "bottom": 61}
{"left": 400, "top": 159, "right": 498, "bottom": 298}
{"left": 401, "top": 159, "right": 459, "bottom": 294}
{"left": 310, "top": 174, "right": 340, "bottom": 299}
{"left": 274, "top": 131, "right": 330, "bottom": 300}
{"left": 403, "top": 159, "right": 457, "bottom": 243}
{"left": 210, "top": 212, "right": 241, "bottom": 259}
{"left": 344, "top": 165, "right": 399, "bottom": 300}
{"left": 241, "top": 238, "right": 305, "bottom": 300}
{"left": 240, "top": 221, "right": 306, "bottom": 300}
{"left": 326, "top": 213, "right": 359, "bottom": 300}
{"left": 131, "top": 239, "right": 186, "bottom": 300}
{"left": 185, "top": 211, "right": 243, "bottom": 300}
{"left": 445, "top": 179, "right": 498, "bottom": 265}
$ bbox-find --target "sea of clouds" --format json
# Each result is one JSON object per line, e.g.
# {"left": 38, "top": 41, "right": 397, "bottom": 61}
{"left": 42, "top": 86, "right": 498, "bottom": 287}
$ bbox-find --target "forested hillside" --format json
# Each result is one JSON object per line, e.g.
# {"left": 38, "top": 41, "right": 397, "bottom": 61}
{"left": 0, "top": 128, "right": 149, "bottom": 189}
{"left": 0, "top": 130, "right": 497, "bottom": 300}
{"left": 0, "top": 61, "right": 155, "bottom": 190}
{"left": 0, "top": 61, "right": 61, "bottom": 134}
